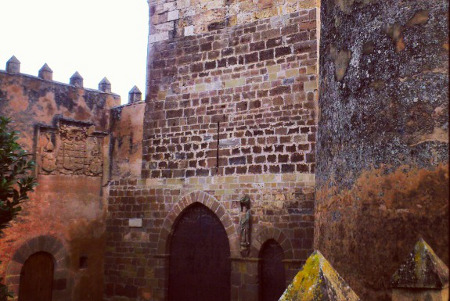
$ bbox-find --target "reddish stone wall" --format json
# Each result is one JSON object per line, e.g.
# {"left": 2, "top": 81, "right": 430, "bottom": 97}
{"left": 0, "top": 70, "right": 120, "bottom": 300}
{"left": 105, "top": 7, "right": 318, "bottom": 301}
{"left": 316, "top": 1, "right": 449, "bottom": 300}
{"left": 110, "top": 102, "right": 146, "bottom": 180}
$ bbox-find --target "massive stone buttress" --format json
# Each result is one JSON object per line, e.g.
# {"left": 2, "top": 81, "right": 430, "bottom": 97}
{"left": 316, "top": 1, "right": 449, "bottom": 300}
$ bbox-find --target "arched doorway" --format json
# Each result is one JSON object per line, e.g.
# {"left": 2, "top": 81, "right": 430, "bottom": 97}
{"left": 168, "top": 203, "right": 231, "bottom": 301}
{"left": 18, "top": 252, "right": 54, "bottom": 301}
{"left": 259, "top": 240, "right": 286, "bottom": 301}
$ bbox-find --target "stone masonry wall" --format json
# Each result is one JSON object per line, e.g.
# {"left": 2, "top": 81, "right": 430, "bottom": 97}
{"left": 105, "top": 176, "right": 315, "bottom": 301}
{"left": 144, "top": 9, "right": 318, "bottom": 179}
{"left": 0, "top": 68, "right": 120, "bottom": 300}
{"left": 105, "top": 7, "right": 318, "bottom": 301}
{"left": 316, "top": 1, "right": 449, "bottom": 300}
{"left": 149, "top": 0, "right": 318, "bottom": 37}
{"left": 110, "top": 101, "right": 146, "bottom": 180}
{"left": 146, "top": 0, "right": 318, "bottom": 95}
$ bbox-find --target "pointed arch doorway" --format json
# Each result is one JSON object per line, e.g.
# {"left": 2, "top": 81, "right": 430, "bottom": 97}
{"left": 168, "top": 203, "right": 231, "bottom": 301}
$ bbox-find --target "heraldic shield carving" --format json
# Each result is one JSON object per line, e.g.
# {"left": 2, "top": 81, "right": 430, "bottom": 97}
{"left": 37, "top": 119, "right": 104, "bottom": 177}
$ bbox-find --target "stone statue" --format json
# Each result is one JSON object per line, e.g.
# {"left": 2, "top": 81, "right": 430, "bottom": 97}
{"left": 239, "top": 194, "right": 251, "bottom": 257}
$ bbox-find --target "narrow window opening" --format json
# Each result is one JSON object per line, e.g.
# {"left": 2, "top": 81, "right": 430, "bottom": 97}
{"left": 79, "top": 256, "right": 88, "bottom": 269}
{"left": 216, "top": 121, "right": 220, "bottom": 170}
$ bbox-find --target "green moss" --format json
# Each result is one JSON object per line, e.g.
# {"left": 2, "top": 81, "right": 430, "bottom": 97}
{"left": 280, "top": 251, "right": 360, "bottom": 301}
{"left": 414, "top": 239, "right": 425, "bottom": 283}
{"left": 391, "top": 238, "right": 449, "bottom": 289}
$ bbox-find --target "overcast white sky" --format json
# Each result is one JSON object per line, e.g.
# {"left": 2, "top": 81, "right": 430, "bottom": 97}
{"left": 0, "top": 0, "right": 148, "bottom": 104}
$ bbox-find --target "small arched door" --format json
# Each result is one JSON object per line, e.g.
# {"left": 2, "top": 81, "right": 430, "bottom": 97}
{"left": 259, "top": 240, "right": 286, "bottom": 301}
{"left": 19, "top": 252, "right": 54, "bottom": 301}
{"left": 168, "top": 203, "right": 231, "bottom": 301}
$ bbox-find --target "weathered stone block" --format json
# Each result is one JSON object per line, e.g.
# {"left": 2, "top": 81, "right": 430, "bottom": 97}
{"left": 391, "top": 239, "right": 449, "bottom": 301}
{"left": 280, "top": 251, "right": 360, "bottom": 301}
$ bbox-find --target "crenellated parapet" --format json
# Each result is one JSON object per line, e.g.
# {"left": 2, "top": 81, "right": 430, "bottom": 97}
{"left": 0, "top": 55, "right": 121, "bottom": 152}
{"left": 38, "top": 63, "right": 53, "bottom": 81}
{"left": 6, "top": 55, "right": 20, "bottom": 74}
{"left": 128, "top": 85, "right": 142, "bottom": 104}
{"left": 3, "top": 55, "right": 119, "bottom": 94}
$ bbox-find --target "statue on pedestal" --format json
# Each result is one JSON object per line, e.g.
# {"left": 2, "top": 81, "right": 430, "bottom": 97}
{"left": 239, "top": 194, "right": 251, "bottom": 257}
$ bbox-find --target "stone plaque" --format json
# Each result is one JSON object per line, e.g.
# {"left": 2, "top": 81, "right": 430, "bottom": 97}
{"left": 128, "top": 218, "right": 143, "bottom": 228}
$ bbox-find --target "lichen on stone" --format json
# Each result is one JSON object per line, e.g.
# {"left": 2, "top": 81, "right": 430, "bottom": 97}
{"left": 279, "top": 251, "right": 360, "bottom": 301}
{"left": 391, "top": 238, "right": 449, "bottom": 289}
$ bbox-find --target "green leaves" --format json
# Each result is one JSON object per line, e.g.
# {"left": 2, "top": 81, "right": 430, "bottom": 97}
{"left": 0, "top": 116, "right": 37, "bottom": 299}
{"left": 0, "top": 116, "right": 37, "bottom": 234}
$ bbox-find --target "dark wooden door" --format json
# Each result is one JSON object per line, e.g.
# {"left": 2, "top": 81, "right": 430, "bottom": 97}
{"left": 259, "top": 240, "right": 286, "bottom": 301}
{"left": 168, "top": 204, "right": 230, "bottom": 301}
{"left": 18, "top": 252, "right": 54, "bottom": 301}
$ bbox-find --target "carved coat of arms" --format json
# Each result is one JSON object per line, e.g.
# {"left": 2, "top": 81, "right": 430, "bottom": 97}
{"left": 38, "top": 120, "right": 104, "bottom": 177}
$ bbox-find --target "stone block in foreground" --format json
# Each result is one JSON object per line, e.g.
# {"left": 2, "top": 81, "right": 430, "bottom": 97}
{"left": 391, "top": 238, "right": 449, "bottom": 301}
{"left": 279, "top": 251, "right": 360, "bottom": 301}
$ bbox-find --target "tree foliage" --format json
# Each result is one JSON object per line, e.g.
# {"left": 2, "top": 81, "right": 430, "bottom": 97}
{"left": 0, "top": 116, "right": 37, "bottom": 299}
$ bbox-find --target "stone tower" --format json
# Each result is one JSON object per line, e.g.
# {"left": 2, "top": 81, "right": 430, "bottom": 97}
{"left": 105, "top": 0, "right": 320, "bottom": 300}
